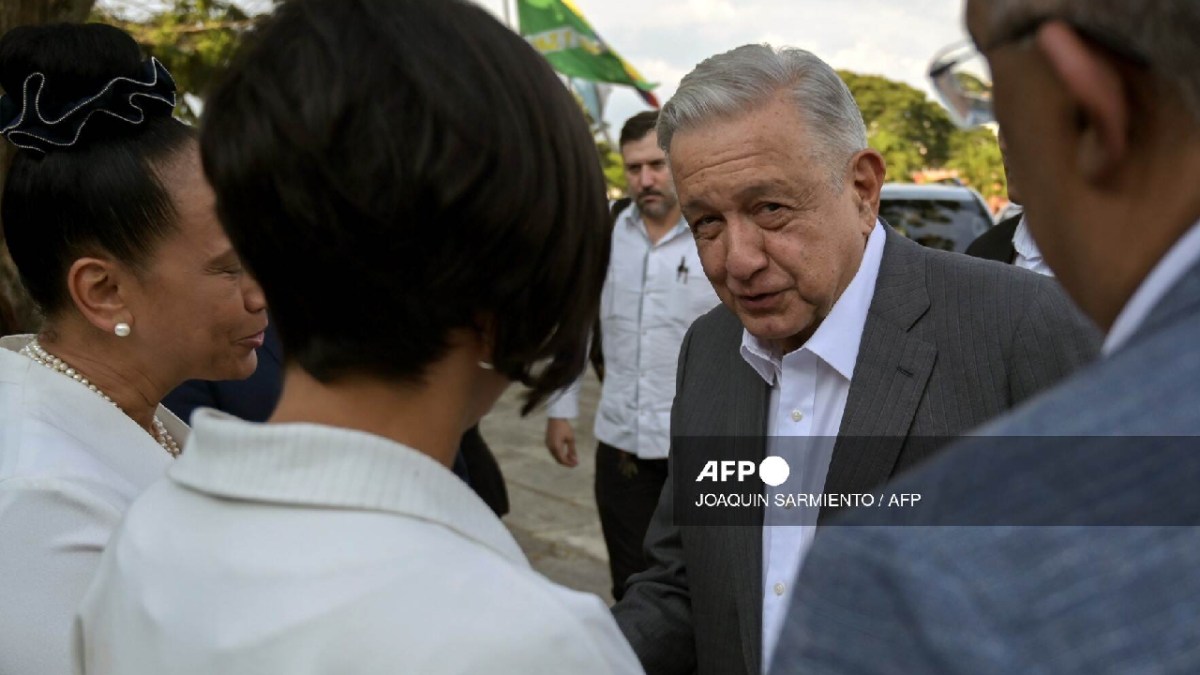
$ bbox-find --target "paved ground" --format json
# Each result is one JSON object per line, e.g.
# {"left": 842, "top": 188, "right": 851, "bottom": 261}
{"left": 479, "top": 370, "right": 614, "bottom": 603}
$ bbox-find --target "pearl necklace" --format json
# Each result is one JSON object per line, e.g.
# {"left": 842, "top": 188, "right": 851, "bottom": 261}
{"left": 20, "top": 338, "right": 181, "bottom": 457}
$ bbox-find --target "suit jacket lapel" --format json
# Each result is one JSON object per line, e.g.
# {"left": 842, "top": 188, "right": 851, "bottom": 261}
{"left": 824, "top": 230, "right": 936, "bottom": 517}
{"left": 722, "top": 324, "right": 768, "bottom": 675}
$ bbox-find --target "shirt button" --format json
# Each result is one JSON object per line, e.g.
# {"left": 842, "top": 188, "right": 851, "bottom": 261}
{"left": 774, "top": 582, "right": 786, "bottom": 596}
{"left": 790, "top": 409, "right": 803, "bottom": 422}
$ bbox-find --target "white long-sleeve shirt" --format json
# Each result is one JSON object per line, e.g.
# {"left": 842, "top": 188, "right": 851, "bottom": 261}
{"left": 0, "top": 335, "right": 185, "bottom": 675}
{"left": 76, "top": 410, "right": 644, "bottom": 675}
{"left": 547, "top": 204, "right": 718, "bottom": 459}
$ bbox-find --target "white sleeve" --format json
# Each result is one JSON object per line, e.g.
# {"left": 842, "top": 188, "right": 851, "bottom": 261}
{"left": 0, "top": 479, "right": 122, "bottom": 675}
{"left": 545, "top": 377, "right": 582, "bottom": 420}
{"left": 452, "top": 586, "right": 646, "bottom": 675}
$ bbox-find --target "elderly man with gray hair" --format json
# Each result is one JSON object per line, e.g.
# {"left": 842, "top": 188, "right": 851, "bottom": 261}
{"left": 610, "top": 43, "right": 1099, "bottom": 675}
{"left": 771, "top": 0, "right": 1200, "bottom": 673}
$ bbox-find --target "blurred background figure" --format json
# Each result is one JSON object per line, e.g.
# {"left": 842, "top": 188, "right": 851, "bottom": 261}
{"left": 965, "top": 130, "right": 1051, "bottom": 275}
{"left": 75, "top": 1, "right": 642, "bottom": 672}
{"left": 162, "top": 321, "right": 283, "bottom": 423}
{"left": 545, "top": 110, "right": 718, "bottom": 601}
{"left": 0, "top": 22, "right": 266, "bottom": 674}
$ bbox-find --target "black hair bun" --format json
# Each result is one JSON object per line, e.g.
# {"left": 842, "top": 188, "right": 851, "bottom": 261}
{"left": 0, "top": 23, "right": 177, "bottom": 153}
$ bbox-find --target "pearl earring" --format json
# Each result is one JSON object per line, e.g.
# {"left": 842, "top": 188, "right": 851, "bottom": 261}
{"left": 114, "top": 322, "right": 131, "bottom": 337}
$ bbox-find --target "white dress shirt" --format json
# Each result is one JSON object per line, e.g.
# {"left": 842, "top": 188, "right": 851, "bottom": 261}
{"left": 1104, "top": 218, "right": 1200, "bottom": 355}
{"left": 1012, "top": 215, "right": 1055, "bottom": 277}
{"left": 743, "top": 222, "right": 884, "bottom": 671}
{"left": 547, "top": 205, "right": 719, "bottom": 459}
{"left": 0, "top": 335, "right": 185, "bottom": 675}
{"left": 76, "top": 410, "right": 644, "bottom": 675}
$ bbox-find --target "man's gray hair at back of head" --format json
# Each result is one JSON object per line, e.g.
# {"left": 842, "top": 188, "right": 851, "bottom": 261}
{"left": 657, "top": 44, "right": 868, "bottom": 185}
{"left": 988, "top": 0, "right": 1200, "bottom": 123}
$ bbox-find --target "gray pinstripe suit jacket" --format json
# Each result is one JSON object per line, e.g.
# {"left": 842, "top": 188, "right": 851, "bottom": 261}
{"left": 770, "top": 255, "right": 1200, "bottom": 675}
{"left": 611, "top": 226, "right": 1100, "bottom": 675}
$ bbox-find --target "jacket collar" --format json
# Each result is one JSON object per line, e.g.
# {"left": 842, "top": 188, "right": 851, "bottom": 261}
{"left": 169, "top": 409, "right": 526, "bottom": 567}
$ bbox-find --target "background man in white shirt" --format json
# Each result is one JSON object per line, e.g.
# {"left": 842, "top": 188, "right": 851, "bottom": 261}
{"left": 545, "top": 111, "right": 719, "bottom": 601}
{"left": 965, "top": 129, "right": 1053, "bottom": 275}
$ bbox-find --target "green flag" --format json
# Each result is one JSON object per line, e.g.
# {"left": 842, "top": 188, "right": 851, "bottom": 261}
{"left": 518, "top": 0, "right": 659, "bottom": 107}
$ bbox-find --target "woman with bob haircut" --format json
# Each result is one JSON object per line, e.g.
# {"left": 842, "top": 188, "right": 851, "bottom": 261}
{"left": 76, "top": 1, "right": 643, "bottom": 673}
{"left": 0, "top": 22, "right": 267, "bottom": 674}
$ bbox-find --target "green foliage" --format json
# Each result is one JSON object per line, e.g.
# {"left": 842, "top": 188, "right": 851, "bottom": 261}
{"left": 838, "top": 69, "right": 1006, "bottom": 200}
{"left": 92, "top": 0, "right": 261, "bottom": 122}
{"left": 571, "top": 87, "right": 627, "bottom": 193}
{"left": 599, "top": 139, "right": 627, "bottom": 193}
{"left": 946, "top": 127, "right": 1007, "bottom": 198}
{"left": 839, "top": 70, "right": 957, "bottom": 179}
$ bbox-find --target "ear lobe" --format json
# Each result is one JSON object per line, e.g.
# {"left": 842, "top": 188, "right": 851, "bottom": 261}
{"left": 1036, "top": 21, "right": 1130, "bottom": 183}
{"left": 850, "top": 149, "right": 887, "bottom": 219}
{"left": 66, "top": 257, "right": 132, "bottom": 334}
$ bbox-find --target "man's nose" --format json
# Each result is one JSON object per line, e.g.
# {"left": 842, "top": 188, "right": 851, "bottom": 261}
{"left": 724, "top": 218, "right": 768, "bottom": 280}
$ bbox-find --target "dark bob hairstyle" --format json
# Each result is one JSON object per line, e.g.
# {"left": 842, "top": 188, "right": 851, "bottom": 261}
{"left": 200, "top": 0, "right": 610, "bottom": 412}
{"left": 0, "top": 23, "right": 193, "bottom": 315}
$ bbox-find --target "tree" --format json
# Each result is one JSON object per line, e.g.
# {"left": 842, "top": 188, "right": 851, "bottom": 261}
{"left": 1, "top": 0, "right": 98, "bottom": 332}
{"left": 839, "top": 70, "right": 958, "bottom": 182}
{"left": 92, "top": 0, "right": 258, "bottom": 121}
{"left": 838, "top": 69, "right": 1006, "bottom": 202}
{"left": 945, "top": 126, "right": 1007, "bottom": 198}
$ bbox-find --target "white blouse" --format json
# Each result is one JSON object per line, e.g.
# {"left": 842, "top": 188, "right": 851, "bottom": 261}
{"left": 0, "top": 335, "right": 186, "bottom": 675}
{"left": 77, "top": 410, "right": 644, "bottom": 674}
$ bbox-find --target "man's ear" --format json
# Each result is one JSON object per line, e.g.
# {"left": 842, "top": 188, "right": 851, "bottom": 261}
{"left": 849, "top": 148, "right": 887, "bottom": 222}
{"left": 65, "top": 257, "right": 134, "bottom": 335}
{"left": 1036, "top": 21, "right": 1131, "bottom": 184}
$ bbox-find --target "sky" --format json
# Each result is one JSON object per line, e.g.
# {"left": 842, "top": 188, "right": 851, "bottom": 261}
{"left": 472, "top": 0, "right": 970, "bottom": 134}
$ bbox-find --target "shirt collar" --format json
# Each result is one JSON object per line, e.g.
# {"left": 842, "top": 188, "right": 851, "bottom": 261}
{"left": 0, "top": 334, "right": 183, "bottom": 488}
{"left": 625, "top": 202, "right": 690, "bottom": 245}
{"left": 1103, "top": 218, "right": 1200, "bottom": 355}
{"left": 169, "top": 409, "right": 527, "bottom": 567}
{"left": 739, "top": 220, "right": 885, "bottom": 383}
{"left": 1011, "top": 215, "right": 1043, "bottom": 263}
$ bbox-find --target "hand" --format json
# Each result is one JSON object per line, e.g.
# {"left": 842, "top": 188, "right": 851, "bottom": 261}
{"left": 545, "top": 418, "right": 578, "bottom": 467}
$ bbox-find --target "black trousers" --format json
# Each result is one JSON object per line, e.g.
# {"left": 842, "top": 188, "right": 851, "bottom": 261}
{"left": 459, "top": 425, "right": 509, "bottom": 517}
{"left": 595, "top": 441, "right": 669, "bottom": 601}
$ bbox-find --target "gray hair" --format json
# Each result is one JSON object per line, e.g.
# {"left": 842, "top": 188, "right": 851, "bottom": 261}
{"left": 657, "top": 44, "right": 868, "bottom": 185}
{"left": 988, "top": 0, "right": 1200, "bottom": 123}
